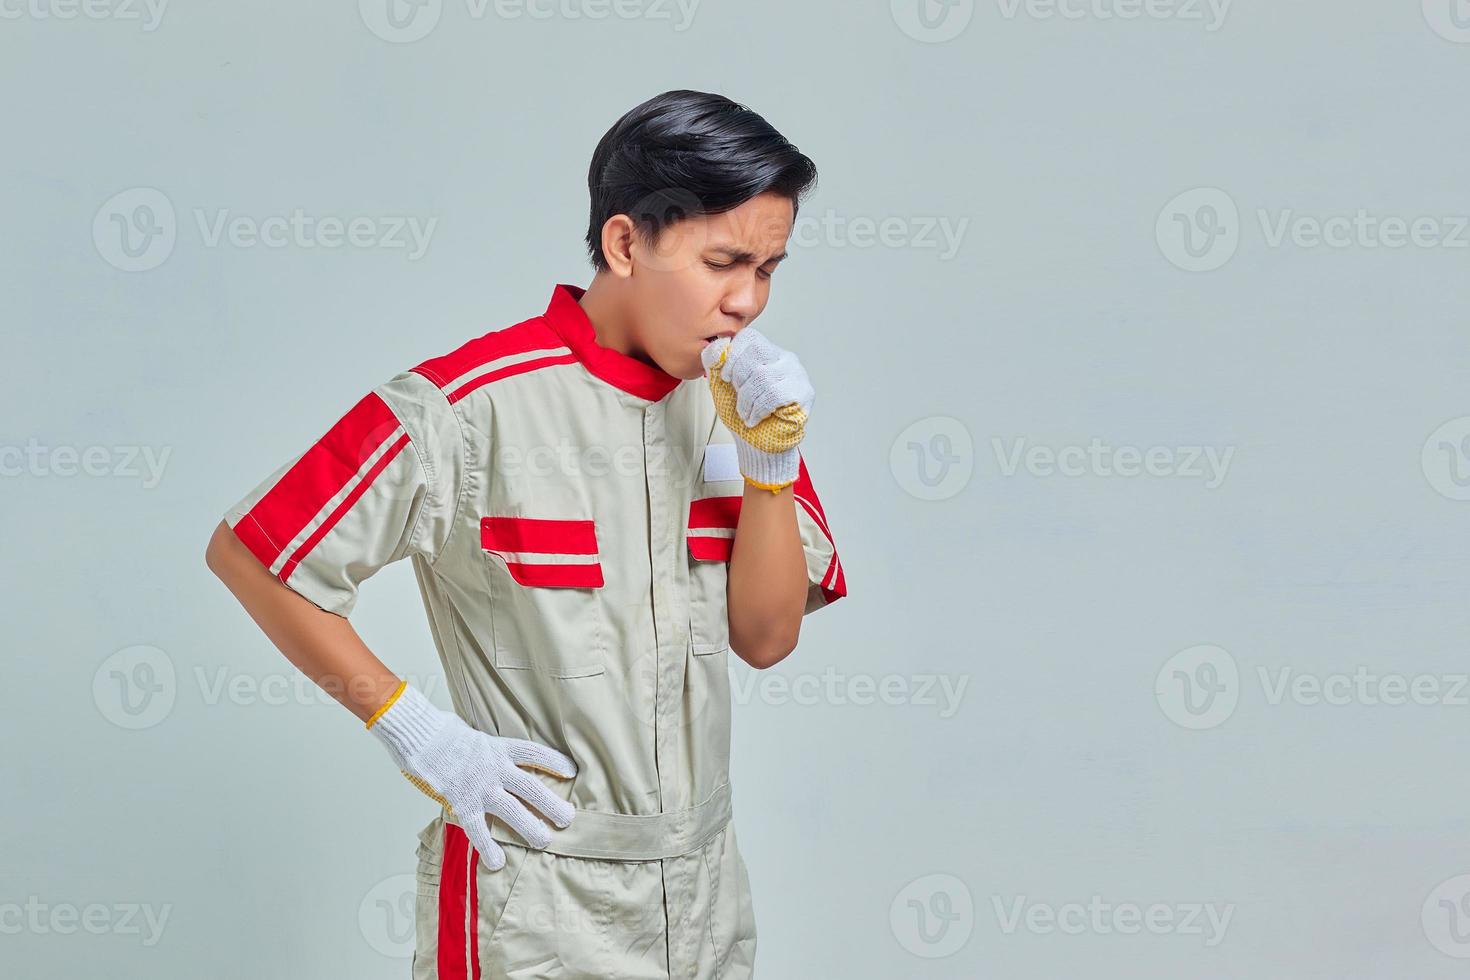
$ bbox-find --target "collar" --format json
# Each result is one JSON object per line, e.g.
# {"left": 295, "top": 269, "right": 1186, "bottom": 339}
{"left": 541, "top": 283, "right": 682, "bottom": 402}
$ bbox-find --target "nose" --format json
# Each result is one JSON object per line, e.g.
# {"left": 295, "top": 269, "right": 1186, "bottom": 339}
{"left": 721, "top": 283, "right": 760, "bottom": 325}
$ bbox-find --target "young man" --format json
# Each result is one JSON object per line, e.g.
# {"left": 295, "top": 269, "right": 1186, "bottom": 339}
{"left": 206, "top": 89, "right": 846, "bottom": 979}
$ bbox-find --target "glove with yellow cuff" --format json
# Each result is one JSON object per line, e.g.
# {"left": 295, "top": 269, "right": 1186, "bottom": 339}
{"left": 365, "top": 679, "right": 577, "bottom": 870}
{"left": 701, "top": 327, "right": 815, "bottom": 492}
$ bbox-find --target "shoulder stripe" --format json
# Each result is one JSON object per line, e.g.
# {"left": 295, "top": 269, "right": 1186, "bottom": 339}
{"left": 411, "top": 319, "right": 569, "bottom": 395}
{"left": 429, "top": 346, "right": 570, "bottom": 405}
{"left": 444, "top": 351, "right": 578, "bottom": 405}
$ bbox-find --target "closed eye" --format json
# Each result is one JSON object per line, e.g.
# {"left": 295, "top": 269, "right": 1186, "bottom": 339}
{"left": 706, "top": 260, "right": 776, "bottom": 280}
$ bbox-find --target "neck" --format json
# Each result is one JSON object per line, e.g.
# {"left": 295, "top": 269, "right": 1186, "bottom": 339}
{"left": 577, "top": 274, "right": 653, "bottom": 365}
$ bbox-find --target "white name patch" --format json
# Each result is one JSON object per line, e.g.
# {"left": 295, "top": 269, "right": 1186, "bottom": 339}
{"left": 702, "top": 443, "right": 741, "bottom": 483}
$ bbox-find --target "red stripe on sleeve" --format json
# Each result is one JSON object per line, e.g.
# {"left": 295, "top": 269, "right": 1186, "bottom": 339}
{"left": 276, "top": 432, "right": 412, "bottom": 585}
{"left": 229, "top": 513, "right": 285, "bottom": 574}
{"left": 235, "top": 390, "right": 404, "bottom": 570}
{"left": 790, "top": 454, "right": 832, "bottom": 540}
{"left": 791, "top": 454, "right": 847, "bottom": 603}
{"left": 821, "top": 552, "right": 847, "bottom": 602}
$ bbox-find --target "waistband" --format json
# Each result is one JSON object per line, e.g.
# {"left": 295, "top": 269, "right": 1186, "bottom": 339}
{"left": 446, "top": 780, "right": 732, "bottom": 862}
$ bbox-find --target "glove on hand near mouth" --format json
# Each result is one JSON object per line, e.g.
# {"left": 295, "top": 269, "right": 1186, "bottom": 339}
{"left": 701, "top": 327, "right": 816, "bottom": 492}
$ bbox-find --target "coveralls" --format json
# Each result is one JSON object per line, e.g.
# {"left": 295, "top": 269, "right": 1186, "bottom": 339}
{"left": 223, "top": 283, "right": 847, "bottom": 978}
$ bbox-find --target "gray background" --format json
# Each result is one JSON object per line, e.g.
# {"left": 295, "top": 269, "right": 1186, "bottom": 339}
{"left": 5, "top": 1, "right": 1470, "bottom": 977}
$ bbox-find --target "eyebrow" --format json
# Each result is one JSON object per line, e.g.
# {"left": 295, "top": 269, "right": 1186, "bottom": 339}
{"left": 708, "top": 246, "right": 788, "bottom": 265}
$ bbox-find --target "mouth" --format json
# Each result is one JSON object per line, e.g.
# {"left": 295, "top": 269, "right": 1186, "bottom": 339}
{"left": 701, "top": 332, "right": 735, "bottom": 345}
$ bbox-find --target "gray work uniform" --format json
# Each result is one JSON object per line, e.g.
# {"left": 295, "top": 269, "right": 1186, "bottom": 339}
{"left": 223, "top": 283, "right": 847, "bottom": 978}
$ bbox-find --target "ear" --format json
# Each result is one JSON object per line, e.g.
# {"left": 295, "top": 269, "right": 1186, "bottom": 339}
{"left": 600, "top": 214, "right": 637, "bottom": 279}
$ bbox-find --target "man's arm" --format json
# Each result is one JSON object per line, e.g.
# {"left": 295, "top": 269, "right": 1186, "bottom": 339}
{"left": 207, "top": 517, "right": 577, "bottom": 870}
{"left": 205, "top": 519, "right": 400, "bottom": 723}
{"left": 702, "top": 329, "right": 846, "bottom": 670}
{"left": 206, "top": 366, "right": 464, "bottom": 717}
{"left": 726, "top": 483, "right": 806, "bottom": 670}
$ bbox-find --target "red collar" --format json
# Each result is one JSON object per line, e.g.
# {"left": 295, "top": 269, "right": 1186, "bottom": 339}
{"left": 541, "top": 283, "right": 682, "bottom": 402}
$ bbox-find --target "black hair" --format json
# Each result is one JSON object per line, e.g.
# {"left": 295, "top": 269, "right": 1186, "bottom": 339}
{"left": 584, "top": 89, "right": 819, "bottom": 271}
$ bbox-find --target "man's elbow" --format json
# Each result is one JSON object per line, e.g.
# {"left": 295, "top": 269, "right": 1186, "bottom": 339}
{"left": 205, "top": 522, "right": 226, "bottom": 574}
{"left": 726, "top": 587, "right": 806, "bottom": 669}
{"left": 206, "top": 520, "right": 246, "bottom": 581}
{"left": 731, "top": 629, "right": 800, "bottom": 670}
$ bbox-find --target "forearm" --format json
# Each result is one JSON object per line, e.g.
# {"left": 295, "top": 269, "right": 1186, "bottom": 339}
{"left": 205, "top": 520, "right": 400, "bottom": 723}
{"left": 725, "top": 482, "right": 806, "bottom": 669}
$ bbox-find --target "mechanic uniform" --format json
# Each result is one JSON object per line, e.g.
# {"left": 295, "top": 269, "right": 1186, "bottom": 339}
{"left": 221, "top": 283, "right": 847, "bottom": 979}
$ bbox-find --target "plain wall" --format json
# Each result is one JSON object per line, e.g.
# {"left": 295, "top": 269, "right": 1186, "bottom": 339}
{"left": 5, "top": 1, "right": 1470, "bottom": 976}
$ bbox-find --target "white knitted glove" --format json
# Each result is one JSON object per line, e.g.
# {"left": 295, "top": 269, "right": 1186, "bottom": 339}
{"left": 701, "top": 327, "right": 816, "bottom": 491}
{"left": 366, "top": 681, "right": 577, "bottom": 870}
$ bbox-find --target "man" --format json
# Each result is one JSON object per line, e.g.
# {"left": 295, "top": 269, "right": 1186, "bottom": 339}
{"left": 206, "top": 89, "right": 846, "bottom": 979}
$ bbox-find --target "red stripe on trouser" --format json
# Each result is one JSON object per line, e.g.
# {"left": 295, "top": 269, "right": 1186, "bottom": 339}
{"left": 481, "top": 516, "right": 599, "bottom": 554}
{"left": 232, "top": 390, "right": 403, "bottom": 569}
{"left": 277, "top": 432, "right": 411, "bottom": 584}
{"left": 469, "top": 848, "right": 481, "bottom": 980}
{"left": 439, "top": 823, "right": 471, "bottom": 979}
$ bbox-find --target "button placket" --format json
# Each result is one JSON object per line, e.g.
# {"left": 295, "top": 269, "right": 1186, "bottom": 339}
{"left": 645, "top": 404, "right": 678, "bottom": 812}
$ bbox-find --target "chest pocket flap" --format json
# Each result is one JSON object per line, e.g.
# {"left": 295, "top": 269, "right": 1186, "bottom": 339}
{"left": 482, "top": 515, "right": 607, "bottom": 677}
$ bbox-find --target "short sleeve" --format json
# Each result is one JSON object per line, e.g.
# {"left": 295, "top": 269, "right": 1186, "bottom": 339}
{"left": 222, "top": 368, "right": 464, "bottom": 618}
{"left": 791, "top": 452, "right": 847, "bottom": 615}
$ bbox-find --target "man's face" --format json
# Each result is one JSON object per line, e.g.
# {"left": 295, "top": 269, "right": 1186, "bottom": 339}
{"left": 626, "top": 190, "right": 794, "bottom": 380}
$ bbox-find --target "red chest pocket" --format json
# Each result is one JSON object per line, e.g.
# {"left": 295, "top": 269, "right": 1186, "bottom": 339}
{"left": 481, "top": 516, "right": 604, "bottom": 588}
{"left": 480, "top": 515, "right": 606, "bottom": 677}
{"left": 686, "top": 496, "right": 741, "bottom": 563}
